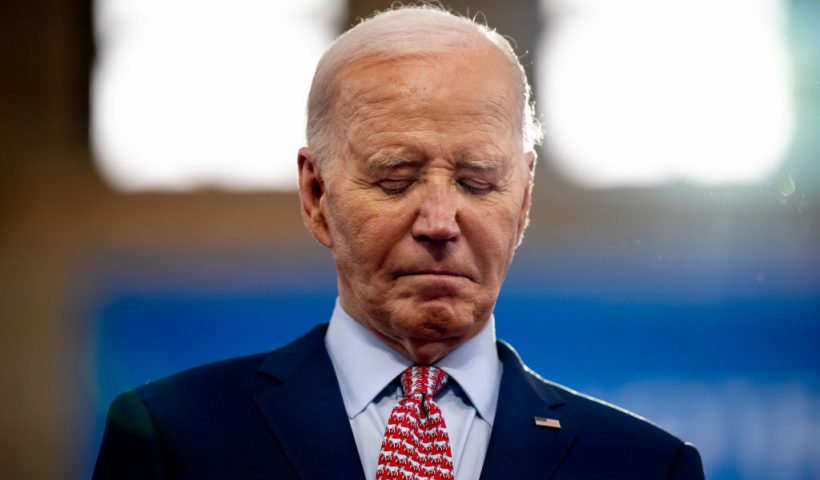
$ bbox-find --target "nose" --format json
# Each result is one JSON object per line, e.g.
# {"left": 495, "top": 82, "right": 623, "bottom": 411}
{"left": 411, "top": 182, "right": 461, "bottom": 243}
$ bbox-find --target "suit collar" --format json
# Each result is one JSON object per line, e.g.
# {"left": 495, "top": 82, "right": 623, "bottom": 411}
{"left": 256, "top": 323, "right": 328, "bottom": 382}
{"left": 254, "top": 324, "right": 366, "bottom": 479}
{"left": 479, "top": 340, "right": 578, "bottom": 479}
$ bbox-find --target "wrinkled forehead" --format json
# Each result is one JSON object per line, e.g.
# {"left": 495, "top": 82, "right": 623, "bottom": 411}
{"left": 334, "top": 47, "right": 521, "bottom": 135}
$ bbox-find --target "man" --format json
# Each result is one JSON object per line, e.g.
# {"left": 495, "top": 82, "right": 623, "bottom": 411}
{"left": 95, "top": 6, "right": 705, "bottom": 479}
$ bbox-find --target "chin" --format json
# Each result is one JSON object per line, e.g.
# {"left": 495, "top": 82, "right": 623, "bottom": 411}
{"left": 394, "top": 299, "right": 477, "bottom": 340}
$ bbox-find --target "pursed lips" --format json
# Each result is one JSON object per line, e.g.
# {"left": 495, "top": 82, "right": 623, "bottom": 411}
{"left": 395, "top": 269, "right": 473, "bottom": 281}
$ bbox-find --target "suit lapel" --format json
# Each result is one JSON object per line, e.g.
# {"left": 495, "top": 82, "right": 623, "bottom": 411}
{"left": 253, "top": 325, "right": 365, "bottom": 480}
{"left": 479, "top": 341, "right": 578, "bottom": 480}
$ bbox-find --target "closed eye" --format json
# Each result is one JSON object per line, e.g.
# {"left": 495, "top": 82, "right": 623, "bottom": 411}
{"left": 458, "top": 179, "right": 493, "bottom": 196}
{"left": 379, "top": 179, "right": 413, "bottom": 195}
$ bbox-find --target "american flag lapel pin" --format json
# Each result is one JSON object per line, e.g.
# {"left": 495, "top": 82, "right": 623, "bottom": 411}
{"left": 534, "top": 416, "right": 562, "bottom": 429}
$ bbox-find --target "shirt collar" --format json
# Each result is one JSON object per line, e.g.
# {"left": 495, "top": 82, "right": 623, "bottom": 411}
{"left": 436, "top": 313, "right": 501, "bottom": 426}
{"left": 324, "top": 299, "right": 501, "bottom": 425}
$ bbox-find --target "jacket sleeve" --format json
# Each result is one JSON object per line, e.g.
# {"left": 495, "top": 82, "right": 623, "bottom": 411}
{"left": 669, "top": 442, "right": 705, "bottom": 480}
{"left": 93, "top": 391, "right": 166, "bottom": 480}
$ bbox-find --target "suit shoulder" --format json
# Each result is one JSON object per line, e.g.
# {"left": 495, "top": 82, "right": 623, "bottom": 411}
{"left": 135, "top": 352, "right": 269, "bottom": 401}
{"left": 526, "top": 366, "right": 687, "bottom": 446}
{"left": 529, "top": 369, "right": 704, "bottom": 478}
{"left": 97, "top": 326, "right": 331, "bottom": 478}
{"left": 134, "top": 323, "right": 328, "bottom": 401}
{"left": 495, "top": 338, "right": 687, "bottom": 449}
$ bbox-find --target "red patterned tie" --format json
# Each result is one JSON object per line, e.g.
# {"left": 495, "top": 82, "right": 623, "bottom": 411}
{"left": 376, "top": 366, "right": 454, "bottom": 480}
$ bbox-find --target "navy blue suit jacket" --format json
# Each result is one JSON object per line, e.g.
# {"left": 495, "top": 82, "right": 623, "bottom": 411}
{"left": 94, "top": 324, "right": 705, "bottom": 479}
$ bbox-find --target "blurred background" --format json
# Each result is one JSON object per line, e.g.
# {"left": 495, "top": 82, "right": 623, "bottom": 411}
{"left": 1, "top": 0, "right": 818, "bottom": 478}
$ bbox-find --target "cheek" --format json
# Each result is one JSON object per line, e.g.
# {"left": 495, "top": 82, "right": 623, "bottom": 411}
{"left": 325, "top": 192, "right": 410, "bottom": 268}
{"left": 326, "top": 196, "right": 368, "bottom": 258}
{"left": 469, "top": 205, "right": 523, "bottom": 269}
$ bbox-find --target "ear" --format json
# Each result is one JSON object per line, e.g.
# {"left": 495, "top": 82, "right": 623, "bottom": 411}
{"left": 515, "top": 150, "right": 537, "bottom": 247}
{"left": 297, "top": 147, "right": 333, "bottom": 248}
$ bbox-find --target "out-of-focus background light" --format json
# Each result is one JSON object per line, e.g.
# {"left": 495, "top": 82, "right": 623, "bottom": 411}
{"left": 92, "top": 0, "right": 344, "bottom": 191}
{"left": 92, "top": 0, "right": 798, "bottom": 192}
{"left": 540, "top": 0, "right": 794, "bottom": 187}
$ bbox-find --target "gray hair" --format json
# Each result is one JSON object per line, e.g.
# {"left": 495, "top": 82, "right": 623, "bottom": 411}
{"left": 305, "top": 5, "right": 542, "bottom": 171}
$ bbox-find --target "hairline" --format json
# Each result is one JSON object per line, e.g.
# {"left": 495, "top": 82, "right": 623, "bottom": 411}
{"left": 305, "top": 6, "right": 541, "bottom": 176}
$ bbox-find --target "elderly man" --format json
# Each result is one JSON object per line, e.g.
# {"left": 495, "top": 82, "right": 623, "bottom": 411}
{"left": 94, "top": 6, "right": 704, "bottom": 480}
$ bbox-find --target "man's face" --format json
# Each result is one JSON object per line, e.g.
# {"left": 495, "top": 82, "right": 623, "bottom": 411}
{"left": 300, "top": 45, "right": 534, "bottom": 363}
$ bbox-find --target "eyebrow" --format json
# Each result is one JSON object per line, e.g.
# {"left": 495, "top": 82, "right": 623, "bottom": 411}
{"left": 363, "top": 153, "right": 503, "bottom": 175}
{"left": 457, "top": 157, "right": 502, "bottom": 171}
{"left": 364, "top": 155, "right": 423, "bottom": 176}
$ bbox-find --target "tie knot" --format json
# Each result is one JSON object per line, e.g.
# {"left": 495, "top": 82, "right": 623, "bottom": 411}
{"left": 401, "top": 366, "right": 448, "bottom": 398}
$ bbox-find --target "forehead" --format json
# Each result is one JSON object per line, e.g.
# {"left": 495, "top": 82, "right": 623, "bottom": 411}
{"left": 334, "top": 47, "right": 521, "bottom": 158}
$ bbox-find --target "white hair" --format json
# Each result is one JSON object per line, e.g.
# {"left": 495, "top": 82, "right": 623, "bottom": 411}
{"left": 305, "top": 5, "right": 542, "bottom": 171}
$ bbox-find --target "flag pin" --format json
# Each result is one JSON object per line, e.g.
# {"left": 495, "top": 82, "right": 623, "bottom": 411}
{"left": 534, "top": 417, "right": 561, "bottom": 429}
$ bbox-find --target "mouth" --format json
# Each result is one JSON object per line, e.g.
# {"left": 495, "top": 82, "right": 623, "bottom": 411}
{"left": 395, "top": 269, "right": 472, "bottom": 281}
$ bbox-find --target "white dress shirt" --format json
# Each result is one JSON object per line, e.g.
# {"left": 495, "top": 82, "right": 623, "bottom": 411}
{"left": 325, "top": 300, "right": 503, "bottom": 480}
